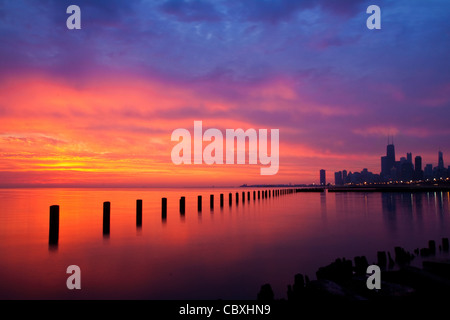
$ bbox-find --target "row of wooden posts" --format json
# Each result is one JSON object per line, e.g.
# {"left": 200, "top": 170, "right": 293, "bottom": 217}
{"left": 48, "top": 188, "right": 303, "bottom": 245}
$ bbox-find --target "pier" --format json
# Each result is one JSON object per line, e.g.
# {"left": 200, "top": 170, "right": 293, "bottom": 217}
{"left": 48, "top": 187, "right": 322, "bottom": 245}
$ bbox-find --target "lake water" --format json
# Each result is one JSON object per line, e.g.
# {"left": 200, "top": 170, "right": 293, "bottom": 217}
{"left": 0, "top": 188, "right": 449, "bottom": 299}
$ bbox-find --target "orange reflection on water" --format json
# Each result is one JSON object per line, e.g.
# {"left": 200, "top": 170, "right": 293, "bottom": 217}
{"left": 0, "top": 188, "right": 450, "bottom": 299}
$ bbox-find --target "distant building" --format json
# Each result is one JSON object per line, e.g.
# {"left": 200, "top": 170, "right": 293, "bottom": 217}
{"left": 320, "top": 169, "right": 326, "bottom": 186}
{"left": 414, "top": 156, "right": 422, "bottom": 172}
{"left": 434, "top": 151, "right": 448, "bottom": 179}
{"left": 399, "top": 157, "right": 413, "bottom": 181}
{"left": 334, "top": 171, "right": 343, "bottom": 186}
{"left": 414, "top": 156, "right": 423, "bottom": 180}
{"left": 407, "top": 152, "right": 412, "bottom": 164}
{"left": 381, "top": 141, "right": 396, "bottom": 179}
{"left": 386, "top": 144, "right": 396, "bottom": 169}
{"left": 438, "top": 150, "right": 444, "bottom": 170}
{"left": 327, "top": 141, "right": 446, "bottom": 185}
{"left": 424, "top": 164, "right": 433, "bottom": 180}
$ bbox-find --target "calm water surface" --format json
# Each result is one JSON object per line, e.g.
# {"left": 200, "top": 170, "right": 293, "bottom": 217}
{"left": 0, "top": 188, "right": 449, "bottom": 299}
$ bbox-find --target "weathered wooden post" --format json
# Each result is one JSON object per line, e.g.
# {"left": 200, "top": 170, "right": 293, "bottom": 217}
{"left": 220, "top": 194, "right": 224, "bottom": 208}
{"left": 229, "top": 193, "right": 232, "bottom": 206}
{"left": 236, "top": 192, "right": 239, "bottom": 204}
{"left": 136, "top": 199, "right": 143, "bottom": 227}
{"left": 49, "top": 205, "right": 59, "bottom": 245}
{"left": 103, "top": 201, "right": 110, "bottom": 235}
{"left": 429, "top": 240, "right": 436, "bottom": 255}
{"left": 210, "top": 194, "right": 214, "bottom": 210}
{"left": 179, "top": 197, "right": 185, "bottom": 215}
{"left": 162, "top": 198, "right": 167, "bottom": 220}
{"left": 377, "top": 251, "right": 387, "bottom": 269}
{"left": 443, "top": 238, "right": 449, "bottom": 252}
{"left": 198, "top": 195, "right": 202, "bottom": 212}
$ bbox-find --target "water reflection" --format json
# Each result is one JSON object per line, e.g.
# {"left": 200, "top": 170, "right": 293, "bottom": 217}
{"left": 415, "top": 193, "right": 423, "bottom": 222}
{"left": 2, "top": 188, "right": 450, "bottom": 299}
{"left": 320, "top": 191, "right": 327, "bottom": 222}
{"left": 381, "top": 192, "right": 450, "bottom": 235}
{"left": 382, "top": 193, "right": 397, "bottom": 234}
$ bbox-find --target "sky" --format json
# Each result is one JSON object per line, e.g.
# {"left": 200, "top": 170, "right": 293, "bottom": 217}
{"left": 0, "top": 0, "right": 449, "bottom": 187}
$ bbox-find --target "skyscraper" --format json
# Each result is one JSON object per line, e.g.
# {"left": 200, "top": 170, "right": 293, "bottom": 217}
{"left": 407, "top": 152, "right": 412, "bottom": 164}
{"left": 334, "top": 171, "right": 343, "bottom": 186}
{"left": 424, "top": 164, "right": 433, "bottom": 180}
{"left": 381, "top": 139, "right": 396, "bottom": 179}
{"left": 414, "top": 156, "right": 423, "bottom": 180}
{"left": 438, "top": 150, "right": 444, "bottom": 170}
{"left": 414, "top": 156, "right": 422, "bottom": 172}
{"left": 320, "top": 169, "right": 326, "bottom": 186}
{"left": 386, "top": 143, "right": 395, "bottom": 171}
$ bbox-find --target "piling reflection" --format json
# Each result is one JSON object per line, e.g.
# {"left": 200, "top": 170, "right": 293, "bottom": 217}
{"left": 3, "top": 187, "right": 448, "bottom": 299}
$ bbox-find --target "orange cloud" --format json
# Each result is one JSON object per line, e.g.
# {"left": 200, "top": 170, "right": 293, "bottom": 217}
{"left": 0, "top": 73, "right": 364, "bottom": 186}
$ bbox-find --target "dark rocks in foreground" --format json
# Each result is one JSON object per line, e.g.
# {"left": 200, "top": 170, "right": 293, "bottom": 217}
{"left": 257, "top": 283, "right": 274, "bottom": 301}
{"left": 258, "top": 237, "right": 450, "bottom": 302}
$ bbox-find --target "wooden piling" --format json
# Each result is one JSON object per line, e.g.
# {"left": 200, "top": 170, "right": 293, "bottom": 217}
{"left": 210, "top": 194, "right": 214, "bottom": 209}
{"left": 236, "top": 192, "right": 239, "bottom": 204}
{"left": 136, "top": 199, "right": 143, "bottom": 227}
{"left": 377, "top": 251, "right": 387, "bottom": 269}
{"left": 443, "top": 238, "right": 449, "bottom": 252}
{"left": 197, "top": 195, "right": 202, "bottom": 212}
{"left": 103, "top": 201, "right": 110, "bottom": 235}
{"left": 220, "top": 194, "right": 224, "bottom": 207}
{"left": 162, "top": 198, "right": 167, "bottom": 220}
{"left": 429, "top": 240, "right": 436, "bottom": 255}
{"left": 49, "top": 205, "right": 59, "bottom": 245}
{"left": 180, "top": 197, "right": 185, "bottom": 215}
{"left": 229, "top": 193, "right": 232, "bottom": 206}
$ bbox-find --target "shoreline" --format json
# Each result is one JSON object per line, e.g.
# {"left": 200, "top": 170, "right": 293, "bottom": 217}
{"left": 327, "top": 184, "right": 450, "bottom": 192}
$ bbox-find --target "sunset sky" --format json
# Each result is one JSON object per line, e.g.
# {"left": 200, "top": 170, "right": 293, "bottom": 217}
{"left": 0, "top": 0, "right": 449, "bottom": 187}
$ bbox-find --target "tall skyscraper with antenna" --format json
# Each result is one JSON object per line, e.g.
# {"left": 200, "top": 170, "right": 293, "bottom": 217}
{"left": 438, "top": 150, "right": 444, "bottom": 170}
{"left": 381, "top": 135, "right": 396, "bottom": 179}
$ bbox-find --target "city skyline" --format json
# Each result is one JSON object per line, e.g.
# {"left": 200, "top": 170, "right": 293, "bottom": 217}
{"left": 325, "top": 141, "right": 449, "bottom": 186}
{"left": 0, "top": 1, "right": 449, "bottom": 187}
